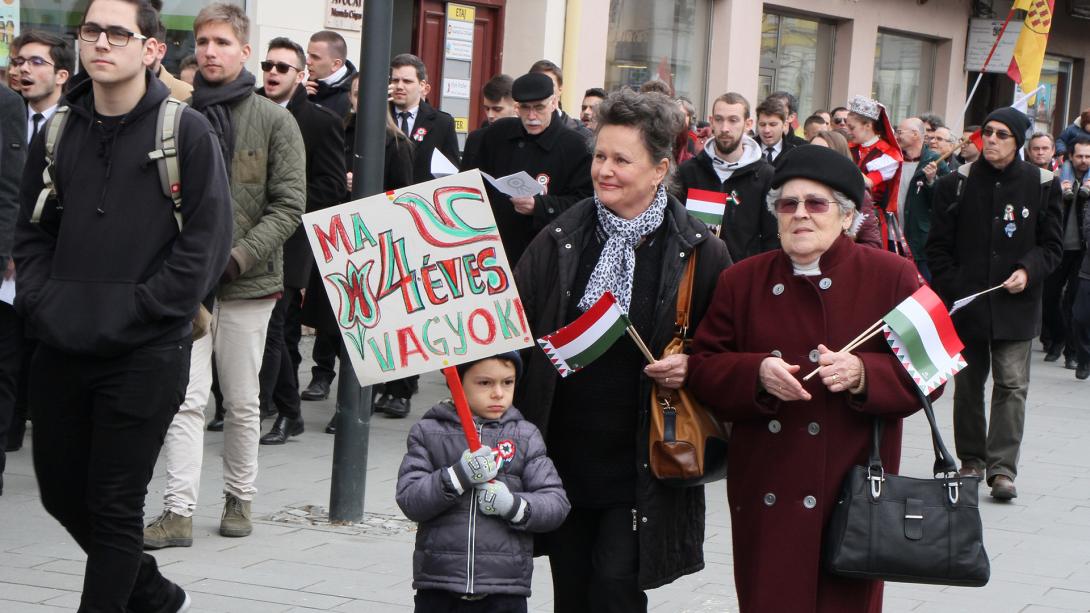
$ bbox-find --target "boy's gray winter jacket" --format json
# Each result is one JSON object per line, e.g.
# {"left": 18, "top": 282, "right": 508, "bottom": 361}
{"left": 396, "top": 402, "right": 570, "bottom": 597}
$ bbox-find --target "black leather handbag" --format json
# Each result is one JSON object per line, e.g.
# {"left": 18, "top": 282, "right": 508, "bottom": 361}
{"left": 823, "top": 386, "right": 990, "bottom": 586}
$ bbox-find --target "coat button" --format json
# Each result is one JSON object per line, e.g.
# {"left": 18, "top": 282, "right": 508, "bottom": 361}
{"left": 809, "top": 349, "right": 820, "bottom": 363}
{"left": 803, "top": 495, "right": 817, "bottom": 509}
{"left": 695, "top": 233, "right": 702, "bottom": 238}
{"left": 547, "top": 207, "right": 555, "bottom": 214}
{"left": 564, "top": 243, "right": 572, "bottom": 249}
{"left": 763, "top": 493, "right": 776, "bottom": 506}
{"left": 641, "top": 516, "right": 648, "bottom": 523}
{"left": 808, "top": 422, "right": 821, "bottom": 435}
{"left": 554, "top": 227, "right": 562, "bottom": 233}
{"left": 819, "top": 277, "right": 832, "bottom": 290}
{"left": 772, "top": 283, "right": 785, "bottom": 296}
{"left": 768, "top": 419, "right": 782, "bottom": 433}
{"left": 565, "top": 290, "right": 571, "bottom": 296}
{"left": 679, "top": 252, "right": 686, "bottom": 258}
{"left": 770, "top": 349, "right": 782, "bottom": 358}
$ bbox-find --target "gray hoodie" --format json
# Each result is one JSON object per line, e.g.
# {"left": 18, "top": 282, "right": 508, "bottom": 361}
{"left": 396, "top": 401, "right": 570, "bottom": 597}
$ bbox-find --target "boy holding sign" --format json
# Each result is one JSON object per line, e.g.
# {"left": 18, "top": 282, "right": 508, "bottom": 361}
{"left": 396, "top": 351, "right": 569, "bottom": 611}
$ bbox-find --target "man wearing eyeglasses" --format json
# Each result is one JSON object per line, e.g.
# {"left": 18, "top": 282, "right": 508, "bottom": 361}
{"left": 473, "top": 72, "right": 593, "bottom": 266}
{"left": 13, "top": 0, "right": 233, "bottom": 609}
{"left": 927, "top": 107, "right": 1064, "bottom": 502}
{"left": 252, "top": 37, "right": 345, "bottom": 446}
{"left": 830, "top": 106, "right": 850, "bottom": 138}
{"left": 10, "top": 31, "right": 72, "bottom": 144}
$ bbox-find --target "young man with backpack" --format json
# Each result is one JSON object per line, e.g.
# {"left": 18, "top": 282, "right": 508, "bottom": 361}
{"left": 13, "top": 0, "right": 233, "bottom": 609}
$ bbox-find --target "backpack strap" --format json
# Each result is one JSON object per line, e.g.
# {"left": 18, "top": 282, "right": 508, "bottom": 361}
{"left": 147, "top": 98, "right": 186, "bottom": 232}
{"left": 31, "top": 106, "right": 72, "bottom": 224}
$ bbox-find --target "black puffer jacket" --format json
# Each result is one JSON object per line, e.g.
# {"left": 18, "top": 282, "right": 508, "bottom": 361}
{"left": 513, "top": 195, "right": 732, "bottom": 589}
{"left": 396, "top": 402, "right": 570, "bottom": 597}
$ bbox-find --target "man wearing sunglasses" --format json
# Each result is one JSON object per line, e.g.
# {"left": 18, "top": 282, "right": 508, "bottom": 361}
{"left": 927, "top": 106, "right": 1064, "bottom": 502}
{"left": 13, "top": 0, "right": 233, "bottom": 609}
{"left": 253, "top": 37, "right": 345, "bottom": 446}
{"left": 830, "top": 106, "right": 850, "bottom": 139}
{"left": 10, "top": 31, "right": 73, "bottom": 144}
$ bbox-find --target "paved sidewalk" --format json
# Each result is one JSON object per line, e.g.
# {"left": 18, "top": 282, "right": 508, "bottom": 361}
{"left": 2, "top": 339, "right": 1090, "bottom": 612}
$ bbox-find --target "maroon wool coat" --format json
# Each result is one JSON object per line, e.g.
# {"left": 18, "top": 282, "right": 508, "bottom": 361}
{"left": 688, "top": 235, "right": 930, "bottom": 613}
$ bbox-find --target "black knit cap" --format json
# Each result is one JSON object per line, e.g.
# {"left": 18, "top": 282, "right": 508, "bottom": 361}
{"left": 511, "top": 72, "right": 554, "bottom": 103}
{"left": 770, "top": 144, "right": 866, "bottom": 209}
{"left": 983, "top": 106, "right": 1031, "bottom": 149}
{"left": 455, "top": 351, "right": 524, "bottom": 382}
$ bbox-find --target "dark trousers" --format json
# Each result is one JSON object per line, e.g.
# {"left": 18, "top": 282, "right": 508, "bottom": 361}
{"left": 547, "top": 506, "right": 646, "bottom": 613}
{"left": 953, "top": 339, "right": 1032, "bottom": 482}
{"left": 259, "top": 289, "right": 303, "bottom": 420}
{"left": 1072, "top": 277, "right": 1090, "bottom": 366}
{"left": 310, "top": 327, "right": 340, "bottom": 383}
{"left": 414, "top": 589, "right": 527, "bottom": 613}
{"left": 0, "top": 301, "right": 20, "bottom": 481}
{"left": 30, "top": 341, "right": 189, "bottom": 612}
{"left": 1042, "top": 249, "right": 1085, "bottom": 359}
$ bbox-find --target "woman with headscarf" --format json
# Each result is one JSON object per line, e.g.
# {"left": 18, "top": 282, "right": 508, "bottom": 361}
{"left": 514, "top": 89, "right": 731, "bottom": 612}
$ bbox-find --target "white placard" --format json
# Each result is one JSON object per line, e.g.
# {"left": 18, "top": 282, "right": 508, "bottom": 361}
{"left": 324, "top": 0, "right": 363, "bottom": 31}
{"left": 965, "top": 18, "right": 1023, "bottom": 73}
{"left": 446, "top": 39, "right": 473, "bottom": 62}
{"left": 303, "top": 171, "right": 532, "bottom": 387}
{"left": 447, "top": 20, "right": 474, "bottom": 42}
{"left": 443, "top": 78, "right": 471, "bottom": 99}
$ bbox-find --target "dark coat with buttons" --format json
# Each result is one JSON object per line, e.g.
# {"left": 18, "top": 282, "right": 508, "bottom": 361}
{"left": 926, "top": 159, "right": 1063, "bottom": 342}
{"left": 513, "top": 194, "right": 731, "bottom": 589}
{"left": 476, "top": 116, "right": 593, "bottom": 264}
{"left": 688, "top": 235, "right": 928, "bottom": 613}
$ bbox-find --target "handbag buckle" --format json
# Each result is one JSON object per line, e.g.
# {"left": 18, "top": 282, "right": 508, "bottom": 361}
{"left": 867, "top": 466, "right": 885, "bottom": 499}
{"left": 945, "top": 478, "right": 960, "bottom": 504}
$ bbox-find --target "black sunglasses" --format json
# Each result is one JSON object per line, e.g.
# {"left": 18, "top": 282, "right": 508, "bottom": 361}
{"left": 981, "top": 126, "right": 1014, "bottom": 140}
{"left": 260, "top": 61, "right": 300, "bottom": 75}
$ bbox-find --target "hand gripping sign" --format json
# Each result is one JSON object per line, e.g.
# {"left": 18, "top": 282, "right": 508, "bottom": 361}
{"left": 304, "top": 170, "right": 533, "bottom": 449}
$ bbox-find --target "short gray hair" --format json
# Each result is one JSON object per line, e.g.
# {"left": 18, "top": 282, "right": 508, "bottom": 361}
{"left": 765, "top": 186, "right": 856, "bottom": 216}
{"left": 594, "top": 88, "right": 683, "bottom": 188}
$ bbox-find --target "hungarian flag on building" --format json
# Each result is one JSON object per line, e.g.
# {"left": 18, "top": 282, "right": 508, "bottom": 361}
{"left": 685, "top": 188, "right": 727, "bottom": 227}
{"left": 537, "top": 291, "right": 630, "bottom": 377}
{"left": 882, "top": 286, "right": 967, "bottom": 394}
{"left": 1007, "top": 0, "right": 1054, "bottom": 104}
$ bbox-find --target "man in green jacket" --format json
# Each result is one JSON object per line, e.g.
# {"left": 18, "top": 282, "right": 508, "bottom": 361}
{"left": 898, "top": 116, "right": 949, "bottom": 281}
{"left": 145, "top": 2, "right": 305, "bottom": 548}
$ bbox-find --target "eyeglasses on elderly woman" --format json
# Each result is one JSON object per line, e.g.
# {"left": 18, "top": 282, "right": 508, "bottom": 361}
{"left": 772, "top": 196, "right": 833, "bottom": 215}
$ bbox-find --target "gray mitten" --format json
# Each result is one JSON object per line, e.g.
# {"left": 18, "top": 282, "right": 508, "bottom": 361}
{"left": 475, "top": 481, "right": 527, "bottom": 522}
{"left": 448, "top": 446, "right": 499, "bottom": 493}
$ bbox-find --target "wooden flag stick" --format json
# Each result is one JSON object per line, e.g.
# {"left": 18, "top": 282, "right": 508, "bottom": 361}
{"left": 442, "top": 367, "right": 482, "bottom": 451}
{"left": 801, "top": 319, "right": 886, "bottom": 381}
{"left": 626, "top": 326, "right": 658, "bottom": 365}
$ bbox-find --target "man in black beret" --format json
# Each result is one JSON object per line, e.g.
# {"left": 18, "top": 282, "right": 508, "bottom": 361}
{"left": 470, "top": 72, "right": 593, "bottom": 264}
{"left": 927, "top": 106, "right": 1063, "bottom": 501}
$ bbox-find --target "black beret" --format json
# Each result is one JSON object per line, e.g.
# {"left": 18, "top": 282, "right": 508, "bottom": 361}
{"left": 455, "top": 351, "right": 524, "bottom": 382}
{"left": 511, "top": 72, "right": 554, "bottom": 103}
{"left": 771, "top": 145, "right": 866, "bottom": 209}
{"left": 984, "top": 107, "right": 1031, "bottom": 149}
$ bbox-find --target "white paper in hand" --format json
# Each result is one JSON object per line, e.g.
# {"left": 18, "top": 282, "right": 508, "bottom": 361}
{"left": 0, "top": 278, "right": 14, "bottom": 306}
{"left": 481, "top": 171, "right": 545, "bottom": 198}
{"left": 430, "top": 149, "right": 460, "bottom": 178}
{"left": 949, "top": 284, "right": 1005, "bottom": 315}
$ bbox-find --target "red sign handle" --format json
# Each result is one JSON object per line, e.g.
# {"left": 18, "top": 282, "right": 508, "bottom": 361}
{"left": 443, "top": 367, "right": 482, "bottom": 451}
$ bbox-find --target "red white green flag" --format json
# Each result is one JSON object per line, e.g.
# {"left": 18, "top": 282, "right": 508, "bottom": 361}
{"left": 882, "top": 286, "right": 967, "bottom": 394}
{"left": 538, "top": 291, "right": 630, "bottom": 377}
{"left": 685, "top": 188, "right": 727, "bottom": 227}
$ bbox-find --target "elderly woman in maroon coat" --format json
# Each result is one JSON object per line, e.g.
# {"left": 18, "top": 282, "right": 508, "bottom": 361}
{"left": 688, "top": 145, "right": 930, "bottom": 612}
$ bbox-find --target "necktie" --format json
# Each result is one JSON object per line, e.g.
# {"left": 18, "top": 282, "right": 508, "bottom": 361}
{"left": 31, "top": 113, "right": 44, "bottom": 138}
{"left": 765, "top": 146, "right": 775, "bottom": 163}
{"left": 398, "top": 111, "right": 411, "bottom": 136}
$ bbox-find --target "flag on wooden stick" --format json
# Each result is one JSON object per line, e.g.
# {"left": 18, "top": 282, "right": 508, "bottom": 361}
{"left": 537, "top": 291, "right": 631, "bottom": 377}
{"left": 882, "top": 286, "right": 967, "bottom": 394}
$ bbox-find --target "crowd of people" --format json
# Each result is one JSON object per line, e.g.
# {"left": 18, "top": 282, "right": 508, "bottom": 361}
{"left": 0, "top": 0, "right": 1087, "bottom": 611}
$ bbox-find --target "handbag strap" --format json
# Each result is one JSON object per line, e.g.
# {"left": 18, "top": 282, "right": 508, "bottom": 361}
{"left": 675, "top": 250, "right": 698, "bottom": 338}
{"left": 869, "top": 386, "right": 958, "bottom": 476}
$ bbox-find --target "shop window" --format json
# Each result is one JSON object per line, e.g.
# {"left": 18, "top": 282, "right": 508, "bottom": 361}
{"left": 872, "top": 30, "right": 935, "bottom": 121}
{"left": 1020, "top": 55, "right": 1072, "bottom": 137}
{"left": 758, "top": 12, "right": 835, "bottom": 121}
{"left": 604, "top": 0, "right": 712, "bottom": 111}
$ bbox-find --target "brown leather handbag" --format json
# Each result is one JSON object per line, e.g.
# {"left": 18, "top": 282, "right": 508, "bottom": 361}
{"left": 648, "top": 251, "right": 729, "bottom": 486}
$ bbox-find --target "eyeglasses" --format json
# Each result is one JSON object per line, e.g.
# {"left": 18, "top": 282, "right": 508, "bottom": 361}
{"left": 832, "top": 117, "right": 847, "bottom": 125}
{"left": 773, "top": 196, "right": 833, "bottom": 215}
{"left": 518, "top": 102, "right": 550, "bottom": 115}
{"left": 981, "top": 127, "right": 1014, "bottom": 140}
{"left": 78, "top": 23, "right": 148, "bottom": 48}
{"left": 11, "top": 55, "right": 53, "bottom": 68}
{"left": 260, "top": 61, "right": 300, "bottom": 75}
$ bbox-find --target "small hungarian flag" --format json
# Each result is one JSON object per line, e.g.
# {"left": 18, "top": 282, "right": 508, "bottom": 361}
{"left": 537, "top": 291, "right": 630, "bottom": 377}
{"left": 882, "top": 286, "right": 967, "bottom": 394}
{"left": 685, "top": 188, "right": 727, "bottom": 227}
